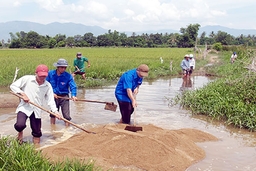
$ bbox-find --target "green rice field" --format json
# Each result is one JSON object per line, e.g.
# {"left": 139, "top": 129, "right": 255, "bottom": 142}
{"left": 0, "top": 48, "right": 194, "bottom": 87}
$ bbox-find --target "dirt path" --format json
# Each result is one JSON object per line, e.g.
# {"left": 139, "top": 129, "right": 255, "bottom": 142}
{"left": 41, "top": 124, "right": 218, "bottom": 171}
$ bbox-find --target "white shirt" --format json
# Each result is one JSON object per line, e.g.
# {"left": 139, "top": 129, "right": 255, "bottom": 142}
{"left": 230, "top": 54, "right": 237, "bottom": 59}
{"left": 10, "top": 75, "right": 58, "bottom": 118}
{"left": 190, "top": 58, "right": 196, "bottom": 69}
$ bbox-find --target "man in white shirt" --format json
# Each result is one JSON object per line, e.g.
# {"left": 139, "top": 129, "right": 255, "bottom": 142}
{"left": 230, "top": 52, "right": 237, "bottom": 64}
{"left": 189, "top": 54, "right": 196, "bottom": 75}
{"left": 10, "top": 64, "right": 61, "bottom": 145}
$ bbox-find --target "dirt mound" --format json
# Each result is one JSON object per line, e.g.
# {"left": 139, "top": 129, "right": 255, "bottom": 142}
{"left": 41, "top": 124, "right": 218, "bottom": 171}
{"left": 0, "top": 93, "right": 19, "bottom": 108}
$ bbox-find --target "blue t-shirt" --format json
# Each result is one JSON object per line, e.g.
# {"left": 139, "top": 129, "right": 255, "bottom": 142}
{"left": 115, "top": 69, "right": 143, "bottom": 102}
{"left": 46, "top": 70, "right": 77, "bottom": 97}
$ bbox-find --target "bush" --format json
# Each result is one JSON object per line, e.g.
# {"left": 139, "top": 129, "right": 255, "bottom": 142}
{"left": 212, "top": 42, "right": 223, "bottom": 51}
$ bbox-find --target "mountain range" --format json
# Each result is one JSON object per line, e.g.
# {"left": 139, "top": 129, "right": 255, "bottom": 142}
{"left": 1, "top": 21, "right": 256, "bottom": 42}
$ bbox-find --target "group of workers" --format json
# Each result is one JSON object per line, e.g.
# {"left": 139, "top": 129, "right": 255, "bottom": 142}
{"left": 10, "top": 50, "right": 237, "bottom": 145}
{"left": 10, "top": 51, "right": 149, "bottom": 145}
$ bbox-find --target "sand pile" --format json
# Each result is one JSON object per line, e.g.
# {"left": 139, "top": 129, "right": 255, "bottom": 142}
{"left": 41, "top": 124, "right": 218, "bottom": 171}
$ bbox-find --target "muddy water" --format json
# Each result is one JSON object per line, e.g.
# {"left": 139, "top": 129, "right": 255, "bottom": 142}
{"left": 1, "top": 76, "right": 256, "bottom": 170}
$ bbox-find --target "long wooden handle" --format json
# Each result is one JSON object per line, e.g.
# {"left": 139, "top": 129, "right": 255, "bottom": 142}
{"left": 10, "top": 91, "right": 95, "bottom": 134}
{"left": 75, "top": 66, "right": 80, "bottom": 71}
{"left": 133, "top": 95, "right": 137, "bottom": 126}
{"left": 57, "top": 96, "right": 111, "bottom": 104}
{"left": 133, "top": 107, "right": 136, "bottom": 126}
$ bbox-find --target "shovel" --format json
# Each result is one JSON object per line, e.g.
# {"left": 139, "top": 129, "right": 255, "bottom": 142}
{"left": 57, "top": 96, "right": 117, "bottom": 112}
{"left": 10, "top": 91, "right": 96, "bottom": 134}
{"left": 124, "top": 106, "right": 143, "bottom": 132}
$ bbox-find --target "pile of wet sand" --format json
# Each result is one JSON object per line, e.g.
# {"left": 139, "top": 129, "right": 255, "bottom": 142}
{"left": 41, "top": 124, "right": 218, "bottom": 171}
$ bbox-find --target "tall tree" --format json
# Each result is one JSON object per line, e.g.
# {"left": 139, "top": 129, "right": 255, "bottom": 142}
{"left": 176, "top": 24, "right": 200, "bottom": 48}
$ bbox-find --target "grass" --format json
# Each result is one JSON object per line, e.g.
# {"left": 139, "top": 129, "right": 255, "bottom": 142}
{"left": 170, "top": 48, "right": 256, "bottom": 131}
{"left": 0, "top": 137, "right": 100, "bottom": 171}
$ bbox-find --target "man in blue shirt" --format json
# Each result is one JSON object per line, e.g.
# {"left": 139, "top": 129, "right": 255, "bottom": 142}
{"left": 115, "top": 64, "right": 149, "bottom": 124}
{"left": 180, "top": 54, "right": 191, "bottom": 79}
{"left": 46, "top": 59, "right": 77, "bottom": 126}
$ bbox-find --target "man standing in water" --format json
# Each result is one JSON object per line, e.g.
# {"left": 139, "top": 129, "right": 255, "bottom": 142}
{"left": 10, "top": 64, "right": 61, "bottom": 145}
{"left": 180, "top": 54, "right": 191, "bottom": 78}
{"left": 189, "top": 54, "right": 195, "bottom": 75}
{"left": 115, "top": 64, "right": 149, "bottom": 124}
{"left": 46, "top": 59, "right": 77, "bottom": 127}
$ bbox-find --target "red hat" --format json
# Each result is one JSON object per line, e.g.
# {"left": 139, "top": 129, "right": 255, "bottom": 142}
{"left": 137, "top": 64, "right": 149, "bottom": 77}
{"left": 36, "top": 64, "right": 49, "bottom": 77}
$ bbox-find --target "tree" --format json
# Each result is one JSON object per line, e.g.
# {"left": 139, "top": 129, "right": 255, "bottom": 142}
{"left": 119, "top": 33, "right": 128, "bottom": 46}
{"left": 25, "top": 31, "right": 41, "bottom": 48}
{"left": 215, "top": 31, "right": 234, "bottom": 45}
{"left": 66, "top": 36, "right": 75, "bottom": 47}
{"left": 83, "top": 33, "right": 96, "bottom": 46}
{"left": 176, "top": 24, "right": 200, "bottom": 48}
{"left": 55, "top": 34, "right": 66, "bottom": 41}
{"left": 97, "top": 34, "right": 110, "bottom": 46}
{"left": 199, "top": 31, "right": 206, "bottom": 45}
{"left": 73, "top": 35, "right": 83, "bottom": 47}
{"left": 48, "top": 38, "right": 57, "bottom": 48}
{"left": 9, "top": 39, "right": 22, "bottom": 48}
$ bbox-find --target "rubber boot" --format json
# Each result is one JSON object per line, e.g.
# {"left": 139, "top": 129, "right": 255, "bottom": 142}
{"left": 50, "top": 117, "right": 56, "bottom": 124}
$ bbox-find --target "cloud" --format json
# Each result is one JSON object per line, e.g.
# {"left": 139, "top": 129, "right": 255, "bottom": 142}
{"left": 0, "top": 0, "right": 256, "bottom": 31}
{"left": 35, "top": 0, "right": 64, "bottom": 11}
{"left": 13, "top": 1, "right": 21, "bottom": 7}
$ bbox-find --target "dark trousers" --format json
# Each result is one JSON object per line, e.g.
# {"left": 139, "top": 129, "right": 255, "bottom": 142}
{"left": 50, "top": 95, "right": 71, "bottom": 120}
{"left": 117, "top": 101, "right": 134, "bottom": 124}
{"left": 14, "top": 111, "right": 42, "bottom": 137}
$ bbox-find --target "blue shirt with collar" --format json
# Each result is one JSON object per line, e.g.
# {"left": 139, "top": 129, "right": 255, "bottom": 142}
{"left": 115, "top": 68, "right": 143, "bottom": 102}
{"left": 46, "top": 70, "right": 77, "bottom": 97}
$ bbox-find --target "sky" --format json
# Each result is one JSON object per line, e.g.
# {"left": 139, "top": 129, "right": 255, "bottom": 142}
{"left": 1, "top": 0, "right": 256, "bottom": 32}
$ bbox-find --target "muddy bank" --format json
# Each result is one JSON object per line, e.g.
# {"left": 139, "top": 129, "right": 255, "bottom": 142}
{"left": 41, "top": 124, "right": 218, "bottom": 171}
{"left": 0, "top": 93, "right": 19, "bottom": 108}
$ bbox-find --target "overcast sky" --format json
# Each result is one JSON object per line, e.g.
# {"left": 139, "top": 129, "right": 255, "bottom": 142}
{"left": 1, "top": 0, "right": 255, "bottom": 32}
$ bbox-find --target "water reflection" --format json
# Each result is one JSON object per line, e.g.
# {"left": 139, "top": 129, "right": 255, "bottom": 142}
{"left": 0, "top": 76, "right": 256, "bottom": 170}
{"left": 180, "top": 77, "right": 193, "bottom": 91}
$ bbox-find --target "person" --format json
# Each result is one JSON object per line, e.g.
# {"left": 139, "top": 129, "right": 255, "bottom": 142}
{"left": 72, "top": 52, "right": 90, "bottom": 79}
{"left": 189, "top": 54, "right": 196, "bottom": 75}
{"left": 180, "top": 54, "right": 190, "bottom": 78}
{"left": 230, "top": 52, "right": 237, "bottom": 64}
{"left": 115, "top": 64, "right": 149, "bottom": 124}
{"left": 46, "top": 59, "right": 77, "bottom": 127}
{"left": 10, "top": 64, "right": 61, "bottom": 145}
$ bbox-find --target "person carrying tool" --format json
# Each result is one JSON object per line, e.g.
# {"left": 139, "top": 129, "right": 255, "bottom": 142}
{"left": 180, "top": 54, "right": 191, "bottom": 78}
{"left": 72, "top": 52, "right": 90, "bottom": 79}
{"left": 10, "top": 64, "right": 61, "bottom": 145}
{"left": 115, "top": 64, "right": 149, "bottom": 124}
{"left": 46, "top": 59, "right": 77, "bottom": 127}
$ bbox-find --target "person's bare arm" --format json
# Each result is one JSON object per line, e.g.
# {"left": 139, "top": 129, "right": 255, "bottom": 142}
{"left": 127, "top": 88, "right": 137, "bottom": 108}
{"left": 87, "top": 61, "right": 91, "bottom": 68}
